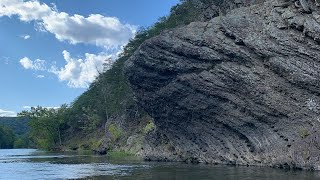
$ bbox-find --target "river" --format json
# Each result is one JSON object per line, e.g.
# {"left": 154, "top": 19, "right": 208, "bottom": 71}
{"left": 0, "top": 149, "right": 320, "bottom": 179}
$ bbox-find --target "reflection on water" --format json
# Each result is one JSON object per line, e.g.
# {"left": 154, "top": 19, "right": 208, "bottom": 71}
{"left": 0, "top": 149, "right": 147, "bottom": 180}
{"left": 0, "top": 149, "right": 320, "bottom": 180}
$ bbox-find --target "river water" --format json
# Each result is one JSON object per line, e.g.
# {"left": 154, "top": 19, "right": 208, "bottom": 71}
{"left": 0, "top": 149, "right": 320, "bottom": 180}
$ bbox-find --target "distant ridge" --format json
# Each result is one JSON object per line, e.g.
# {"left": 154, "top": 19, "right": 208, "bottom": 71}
{"left": 0, "top": 117, "right": 29, "bottom": 135}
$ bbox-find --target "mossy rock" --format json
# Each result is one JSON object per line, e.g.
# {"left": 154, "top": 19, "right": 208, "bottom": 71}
{"left": 299, "top": 128, "right": 310, "bottom": 139}
{"left": 108, "top": 123, "right": 123, "bottom": 141}
{"left": 143, "top": 121, "right": 155, "bottom": 134}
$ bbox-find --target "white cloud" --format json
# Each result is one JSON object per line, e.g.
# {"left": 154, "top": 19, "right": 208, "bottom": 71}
{"left": 20, "top": 57, "right": 46, "bottom": 71}
{"left": 20, "top": 35, "right": 30, "bottom": 39}
{"left": 51, "top": 50, "right": 113, "bottom": 88}
{"left": 42, "top": 13, "right": 136, "bottom": 48}
{"left": 0, "top": 0, "right": 136, "bottom": 48}
{"left": 36, "top": 74, "right": 45, "bottom": 78}
{"left": 22, "top": 106, "right": 59, "bottom": 110}
{"left": 7, "top": 0, "right": 135, "bottom": 88}
{"left": 0, "top": 0, "right": 52, "bottom": 21}
{"left": 0, "top": 109, "right": 17, "bottom": 117}
{"left": 20, "top": 50, "right": 113, "bottom": 88}
{"left": 1, "top": 56, "right": 10, "bottom": 65}
{"left": 45, "top": 106, "right": 59, "bottom": 109}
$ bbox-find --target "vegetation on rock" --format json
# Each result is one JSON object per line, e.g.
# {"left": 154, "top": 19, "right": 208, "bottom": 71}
{"left": 17, "top": 0, "right": 218, "bottom": 152}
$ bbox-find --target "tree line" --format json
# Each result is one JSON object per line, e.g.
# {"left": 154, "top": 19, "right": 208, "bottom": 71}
{"left": 0, "top": 125, "right": 28, "bottom": 149}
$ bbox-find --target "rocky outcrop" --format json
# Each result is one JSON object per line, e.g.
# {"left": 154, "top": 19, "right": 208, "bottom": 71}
{"left": 187, "top": 0, "right": 266, "bottom": 21}
{"left": 125, "top": 0, "right": 320, "bottom": 170}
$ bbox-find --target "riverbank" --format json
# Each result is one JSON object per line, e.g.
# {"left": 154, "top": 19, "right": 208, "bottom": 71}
{"left": 1, "top": 149, "right": 320, "bottom": 179}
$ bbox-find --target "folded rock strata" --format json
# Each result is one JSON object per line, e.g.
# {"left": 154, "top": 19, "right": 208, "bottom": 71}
{"left": 125, "top": 0, "right": 320, "bottom": 170}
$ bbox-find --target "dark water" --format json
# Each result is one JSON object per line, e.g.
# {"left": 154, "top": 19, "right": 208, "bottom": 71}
{"left": 0, "top": 149, "right": 320, "bottom": 180}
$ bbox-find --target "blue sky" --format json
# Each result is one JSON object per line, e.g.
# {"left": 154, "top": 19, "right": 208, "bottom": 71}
{"left": 0, "top": 0, "right": 180, "bottom": 116}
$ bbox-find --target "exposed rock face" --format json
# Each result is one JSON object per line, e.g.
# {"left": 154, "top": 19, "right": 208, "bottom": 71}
{"left": 188, "top": 0, "right": 265, "bottom": 21}
{"left": 125, "top": 0, "right": 320, "bottom": 169}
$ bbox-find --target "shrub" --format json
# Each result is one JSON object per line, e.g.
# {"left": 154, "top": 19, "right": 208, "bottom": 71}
{"left": 107, "top": 151, "right": 134, "bottom": 158}
{"left": 299, "top": 128, "right": 310, "bottom": 138}
{"left": 143, "top": 121, "right": 155, "bottom": 134}
{"left": 108, "top": 123, "right": 123, "bottom": 141}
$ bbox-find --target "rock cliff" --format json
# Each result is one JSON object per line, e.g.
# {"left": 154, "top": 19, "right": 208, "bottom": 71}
{"left": 125, "top": 0, "right": 320, "bottom": 170}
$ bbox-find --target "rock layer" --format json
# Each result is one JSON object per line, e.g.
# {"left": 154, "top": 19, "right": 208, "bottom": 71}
{"left": 125, "top": 0, "right": 320, "bottom": 169}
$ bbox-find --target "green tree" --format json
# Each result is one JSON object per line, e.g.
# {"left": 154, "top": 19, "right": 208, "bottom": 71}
{"left": 18, "top": 105, "right": 69, "bottom": 150}
{"left": 13, "top": 135, "right": 29, "bottom": 149}
{"left": 0, "top": 125, "right": 15, "bottom": 149}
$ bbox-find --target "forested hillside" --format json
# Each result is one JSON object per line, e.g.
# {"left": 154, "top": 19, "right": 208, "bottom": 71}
{"left": 0, "top": 117, "right": 29, "bottom": 135}
{"left": 0, "top": 117, "right": 30, "bottom": 149}
{"left": 0, "top": 125, "right": 15, "bottom": 149}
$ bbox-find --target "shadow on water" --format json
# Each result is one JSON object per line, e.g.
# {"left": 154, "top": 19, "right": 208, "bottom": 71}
{"left": 0, "top": 149, "right": 320, "bottom": 180}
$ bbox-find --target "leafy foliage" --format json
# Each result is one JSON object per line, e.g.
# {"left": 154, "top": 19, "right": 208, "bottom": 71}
{"left": 0, "top": 118, "right": 30, "bottom": 149}
{"left": 299, "top": 128, "right": 310, "bottom": 139}
{"left": 18, "top": 105, "right": 69, "bottom": 150}
{"left": 13, "top": 135, "right": 29, "bottom": 148}
{"left": 0, "top": 117, "right": 29, "bottom": 135}
{"left": 108, "top": 123, "right": 123, "bottom": 141}
{"left": 143, "top": 121, "right": 155, "bottom": 134}
{"left": 0, "top": 125, "right": 15, "bottom": 149}
{"left": 107, "top": 151, "right": 134, "bottom": 158}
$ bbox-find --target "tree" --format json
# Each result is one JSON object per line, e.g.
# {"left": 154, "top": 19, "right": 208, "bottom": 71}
{"left": 18, "top": 105, "right": 69, "bottom": 150}
{"left": 0, "top": 125, "right": 15, "bottom": 149}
